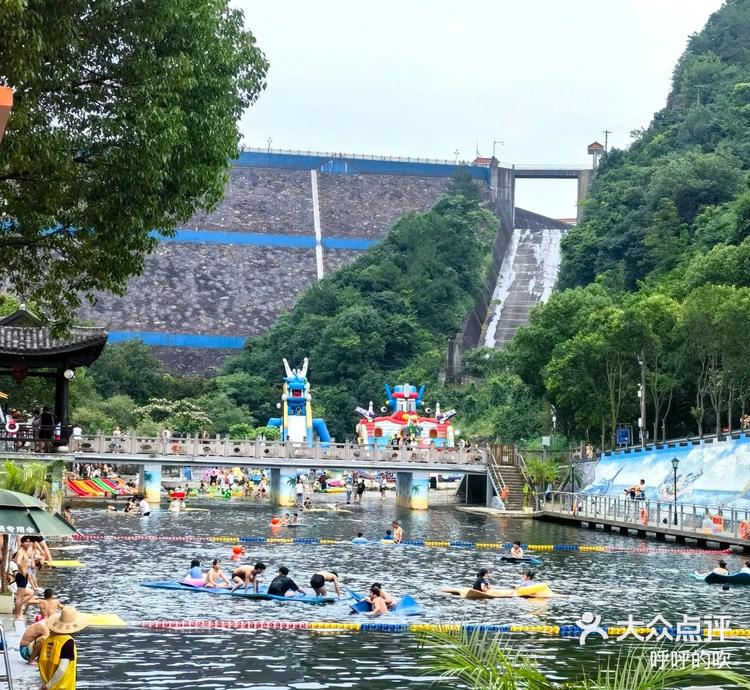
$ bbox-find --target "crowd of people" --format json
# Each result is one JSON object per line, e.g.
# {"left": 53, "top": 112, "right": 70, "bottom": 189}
{"left": 9, "top": 534, "right": 89, "bottom": 687}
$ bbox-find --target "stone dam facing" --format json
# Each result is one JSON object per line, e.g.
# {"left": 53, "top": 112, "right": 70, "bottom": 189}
{"left": 78, "top": 152, "right": 575, "bottom": 373}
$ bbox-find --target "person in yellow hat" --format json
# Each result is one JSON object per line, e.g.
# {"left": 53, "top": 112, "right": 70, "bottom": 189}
{"left": 38, "top": 605, "right": 88, "bottom": 690}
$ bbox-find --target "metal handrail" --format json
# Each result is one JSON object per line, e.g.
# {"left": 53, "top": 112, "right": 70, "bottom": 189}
{"left": 240, "top": 146, "right": 476, "bottom": 167}
{"left": 0, "top": 624, "right": 14, "bottom": 689}
{"left": 599, "top": 429, "right": 750, "bottom": 459}
{"left": 539, "top": 490, "right": 750, "bottom": 541}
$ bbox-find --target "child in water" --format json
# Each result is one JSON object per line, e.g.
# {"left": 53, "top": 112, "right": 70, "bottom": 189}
{"left": 517, "top": 571, "right": 536, "bottom": 588}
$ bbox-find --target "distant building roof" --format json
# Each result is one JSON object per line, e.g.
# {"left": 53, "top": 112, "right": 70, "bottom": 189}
{"left": 472, "top": 157, "right": 493, "bottom": 166}
{"left": 587, "top": 141, "right": 604, "bottom": 151}
{"left": 0, "top": 309, "right": 107, "bottom": 366}
{"left": 557, "top": 217, "right": 578, "bottom": 225}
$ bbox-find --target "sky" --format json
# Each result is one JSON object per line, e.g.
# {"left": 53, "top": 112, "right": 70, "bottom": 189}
{"left": 234, "top": 0, "right": 724, "bottom": 218}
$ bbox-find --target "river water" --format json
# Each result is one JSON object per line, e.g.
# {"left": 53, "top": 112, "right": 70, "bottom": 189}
{"left": 28, "top": 497, "right": 750, "bottom": 689}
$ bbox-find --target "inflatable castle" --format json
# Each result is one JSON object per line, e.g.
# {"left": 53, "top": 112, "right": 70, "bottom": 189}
{"left": 267, "top": 358, "right": 331, "bottom": 446}
{"left": 355, "top": 383, "right": 456, "bottom": 447}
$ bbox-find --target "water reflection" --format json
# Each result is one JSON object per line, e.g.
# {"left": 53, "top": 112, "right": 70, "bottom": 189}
{"left": 35, "top": 499, "right": 750, "bottom": 688}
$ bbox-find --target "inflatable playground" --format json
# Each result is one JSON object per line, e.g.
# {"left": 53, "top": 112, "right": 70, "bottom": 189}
{"left": 355, "top": 383, "right": 456, "bottom": 447}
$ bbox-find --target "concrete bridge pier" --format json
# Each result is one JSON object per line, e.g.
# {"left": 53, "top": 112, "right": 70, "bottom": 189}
{"left": 139, "top": 463, "right": 162, "bottom": 505}
{"left": 270, "top": 466, "right": 298, "bottom": 507}
{"left": 396, "top": 470, "right": 429, "bottom": 510}
{"left": 577, "top": 169, "right": 594, "bottom": 222}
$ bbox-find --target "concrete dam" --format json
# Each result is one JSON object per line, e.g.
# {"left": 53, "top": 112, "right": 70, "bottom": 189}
{"left": 79, "top": 150, "right": 589, "bottom": 373}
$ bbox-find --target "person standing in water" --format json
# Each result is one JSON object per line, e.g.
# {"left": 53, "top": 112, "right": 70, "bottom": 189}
{"left": 391, "top": 521, "right": 403, "bottom": 544}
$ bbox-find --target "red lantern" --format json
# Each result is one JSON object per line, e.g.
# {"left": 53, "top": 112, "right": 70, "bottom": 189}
{"left": 10, "top": 364, "right": 27, "bottom": 384}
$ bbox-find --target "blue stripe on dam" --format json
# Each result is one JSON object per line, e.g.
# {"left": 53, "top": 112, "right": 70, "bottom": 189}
{"left": 108, "top": 331, "right": 246, "bottom": 348}
{"left": 151, "top": 229, "right": 377, "bottom": 250}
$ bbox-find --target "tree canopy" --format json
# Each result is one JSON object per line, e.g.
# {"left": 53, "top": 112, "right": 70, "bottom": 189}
{"left": 0, "top": 0, "right": 268, "bottom": 327}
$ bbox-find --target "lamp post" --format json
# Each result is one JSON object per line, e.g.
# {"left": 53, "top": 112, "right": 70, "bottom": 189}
{"left": 492, "top": 140, "right": 504, "bottom": 159}
{"left": 671, "top": 457, "right": 679, "bottom": 526}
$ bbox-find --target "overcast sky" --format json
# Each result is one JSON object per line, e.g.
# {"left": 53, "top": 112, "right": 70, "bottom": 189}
{"left": 235, "top": 1, "right": 723, "bottom": 218}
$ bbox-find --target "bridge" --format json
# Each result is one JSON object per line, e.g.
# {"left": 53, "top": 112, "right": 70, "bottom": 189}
{"left": 2, "top": 436, "right": 499, "bottom": 511}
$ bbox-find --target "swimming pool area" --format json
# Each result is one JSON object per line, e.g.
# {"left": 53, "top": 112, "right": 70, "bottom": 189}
{"left": 25, "top": 498, "right": 750, "bottom": 689}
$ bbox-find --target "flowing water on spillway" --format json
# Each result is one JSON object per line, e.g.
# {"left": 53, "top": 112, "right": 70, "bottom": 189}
{"left": 29, "top": 498, "right": 750, "bottom": 689}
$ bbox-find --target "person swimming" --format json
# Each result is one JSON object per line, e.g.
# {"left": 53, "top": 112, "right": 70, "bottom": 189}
{"left": 368, "top": 585, "right": 389, "bottom": 616}
{"left": 290, "top": 512, "right": 300, "bottom": 526}
{"left": 281, "top": 513, "right": 291, "bottom": 526}
{"left": 368, "top": 582, "right": 395, "bottom": 610}
{"left": 740, "top": 561, "right": 750, "bottom": 575}
{"left": 473, "top": 568, "right": 491, "bottom": 592}
{"left": 352, "top": 532, "right": 368, "bottom": 544}
{"left": 517, "top": 570, "right": 537, "bottom": 588}
{"left": 303, "top": 497, "right": 313, "bottom": 509}
{"left": 510, "top": 541, "right": 524, "bottom": 558}
{"left": 383, "top": 529, "right": 393, "bottom": 541}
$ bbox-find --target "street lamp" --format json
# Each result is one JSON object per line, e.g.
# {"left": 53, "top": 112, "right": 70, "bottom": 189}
{"left": 671, "top": 457, "right": 679, "bottom": 526}
{"left": 492, "top": 140, "right": 504, "bottom": 158}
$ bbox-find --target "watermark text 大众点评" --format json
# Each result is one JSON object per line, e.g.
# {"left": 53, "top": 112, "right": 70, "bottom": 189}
{"left": 576, "top": 612, "right": 732, "bottom": 645}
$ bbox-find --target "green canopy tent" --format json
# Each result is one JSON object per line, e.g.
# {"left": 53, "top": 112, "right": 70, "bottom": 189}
{"left": 0, "top": 488, "right": 77, "bottom": 594}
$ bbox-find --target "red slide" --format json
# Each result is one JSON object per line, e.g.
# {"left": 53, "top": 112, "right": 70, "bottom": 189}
{"left": 101, "top": 477, "right": 131, "bottom": 495}
{"left": 67, "top": 480, "right": 89, "bottom": 496}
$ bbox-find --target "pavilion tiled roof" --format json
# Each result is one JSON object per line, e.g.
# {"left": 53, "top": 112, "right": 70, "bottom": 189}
{"left": 0, "top": 325, "right": 107, "bottom": 356}
{"left": 0, "top": 309, "right": 107, "bottom": 359}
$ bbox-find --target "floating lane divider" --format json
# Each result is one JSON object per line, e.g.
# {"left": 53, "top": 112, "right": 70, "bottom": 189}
{"left": 134, "top": 620, "right": 750, "bottom": 637}
{"left": 70, "top": 535, "right": 733, "bottom": 555}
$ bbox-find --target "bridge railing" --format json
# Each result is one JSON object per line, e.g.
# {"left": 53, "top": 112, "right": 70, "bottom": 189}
{"left": 69, "top": 435, "right": 487, "bottom": 466}
{"left": 538, "top": 491, "right": 750, "bottom": 542}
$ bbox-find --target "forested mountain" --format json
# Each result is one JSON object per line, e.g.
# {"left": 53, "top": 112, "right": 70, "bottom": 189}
{"left": 508, "top": 0, "right": 750, "bottom": 447}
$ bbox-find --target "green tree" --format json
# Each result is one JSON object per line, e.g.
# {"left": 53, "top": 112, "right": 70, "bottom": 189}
{"left": 0, "top": 0, "right": 268, "bottom": 326}
{"left": 133, "top": 398, "right": 212, "bottom": 435}
{"left": 86, "top": 341, "right": 168, "bottom": 404}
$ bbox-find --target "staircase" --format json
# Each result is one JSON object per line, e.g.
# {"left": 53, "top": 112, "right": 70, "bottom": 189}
{"left": 486, "top": 446, "right": 529, "bottom": 511}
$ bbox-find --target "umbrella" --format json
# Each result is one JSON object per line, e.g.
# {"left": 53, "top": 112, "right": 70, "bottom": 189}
{"left": 0, "top": 488, "right": 76, "bottom": 537}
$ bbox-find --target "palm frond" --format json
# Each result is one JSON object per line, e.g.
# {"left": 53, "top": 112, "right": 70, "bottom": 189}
{"left": 418, "top": 628, "right": 554, "bottom": 690}
{"left": 568, "top": 644, "right": 750, "bottom": 690}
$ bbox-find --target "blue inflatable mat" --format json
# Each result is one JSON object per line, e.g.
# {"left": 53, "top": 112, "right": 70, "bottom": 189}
{"left": 141, "top": 580, "right": 336, "bottom": 603}
{"left": 350, "top": 593, "right": 424, "bottom": 616}
{"left": 499, "top": 556, "right": 542, "bottom": 565}
{"left": 692, "top": 572, "right": 750, "bottom": 585}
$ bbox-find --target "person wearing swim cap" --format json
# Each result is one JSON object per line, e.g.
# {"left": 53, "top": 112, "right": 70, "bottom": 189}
{"left": 38, "top": 605, "right": 89, "bottom": 689}
{"left": 473, "top": 568, "right": 491, "bottom": 592}
{"left": 310, "top": 571, "right": 341, "bottom": 597}
{"left": 231, "top": 562, "right": 266, "bottom": 593}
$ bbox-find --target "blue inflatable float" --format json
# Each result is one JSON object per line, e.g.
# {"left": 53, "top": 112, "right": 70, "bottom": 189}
{"left": 141, "top": 580, "right": 337, "bottom": 603}
{"left": 349, "top": 592, "right": 424, "bottom": 616}
{"left": 499, "top": 556, "right": 542, "bottom": 566}
{"left": 691, "top": 572, "right": 750, "bottom": 585}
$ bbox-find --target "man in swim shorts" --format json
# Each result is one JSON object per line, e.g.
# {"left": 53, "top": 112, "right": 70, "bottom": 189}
{"left": 205, "top": 559, "right": 230, "bottom": 588}
{"left": 230, "top": 562, "right": 266, "bottom": 593}
{"left": 18, "top": 617, "right": 49, "bottom": 663}
{"left": 310, "top": 571, "right": 341, "bottom": 597}
{"left": 267, "top": 566, "right": 305, "bottom": 596}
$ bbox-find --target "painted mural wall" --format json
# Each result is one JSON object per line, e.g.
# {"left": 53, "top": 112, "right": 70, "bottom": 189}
{"left": 581, "top": 433, "right": 750, "bottom": 509}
